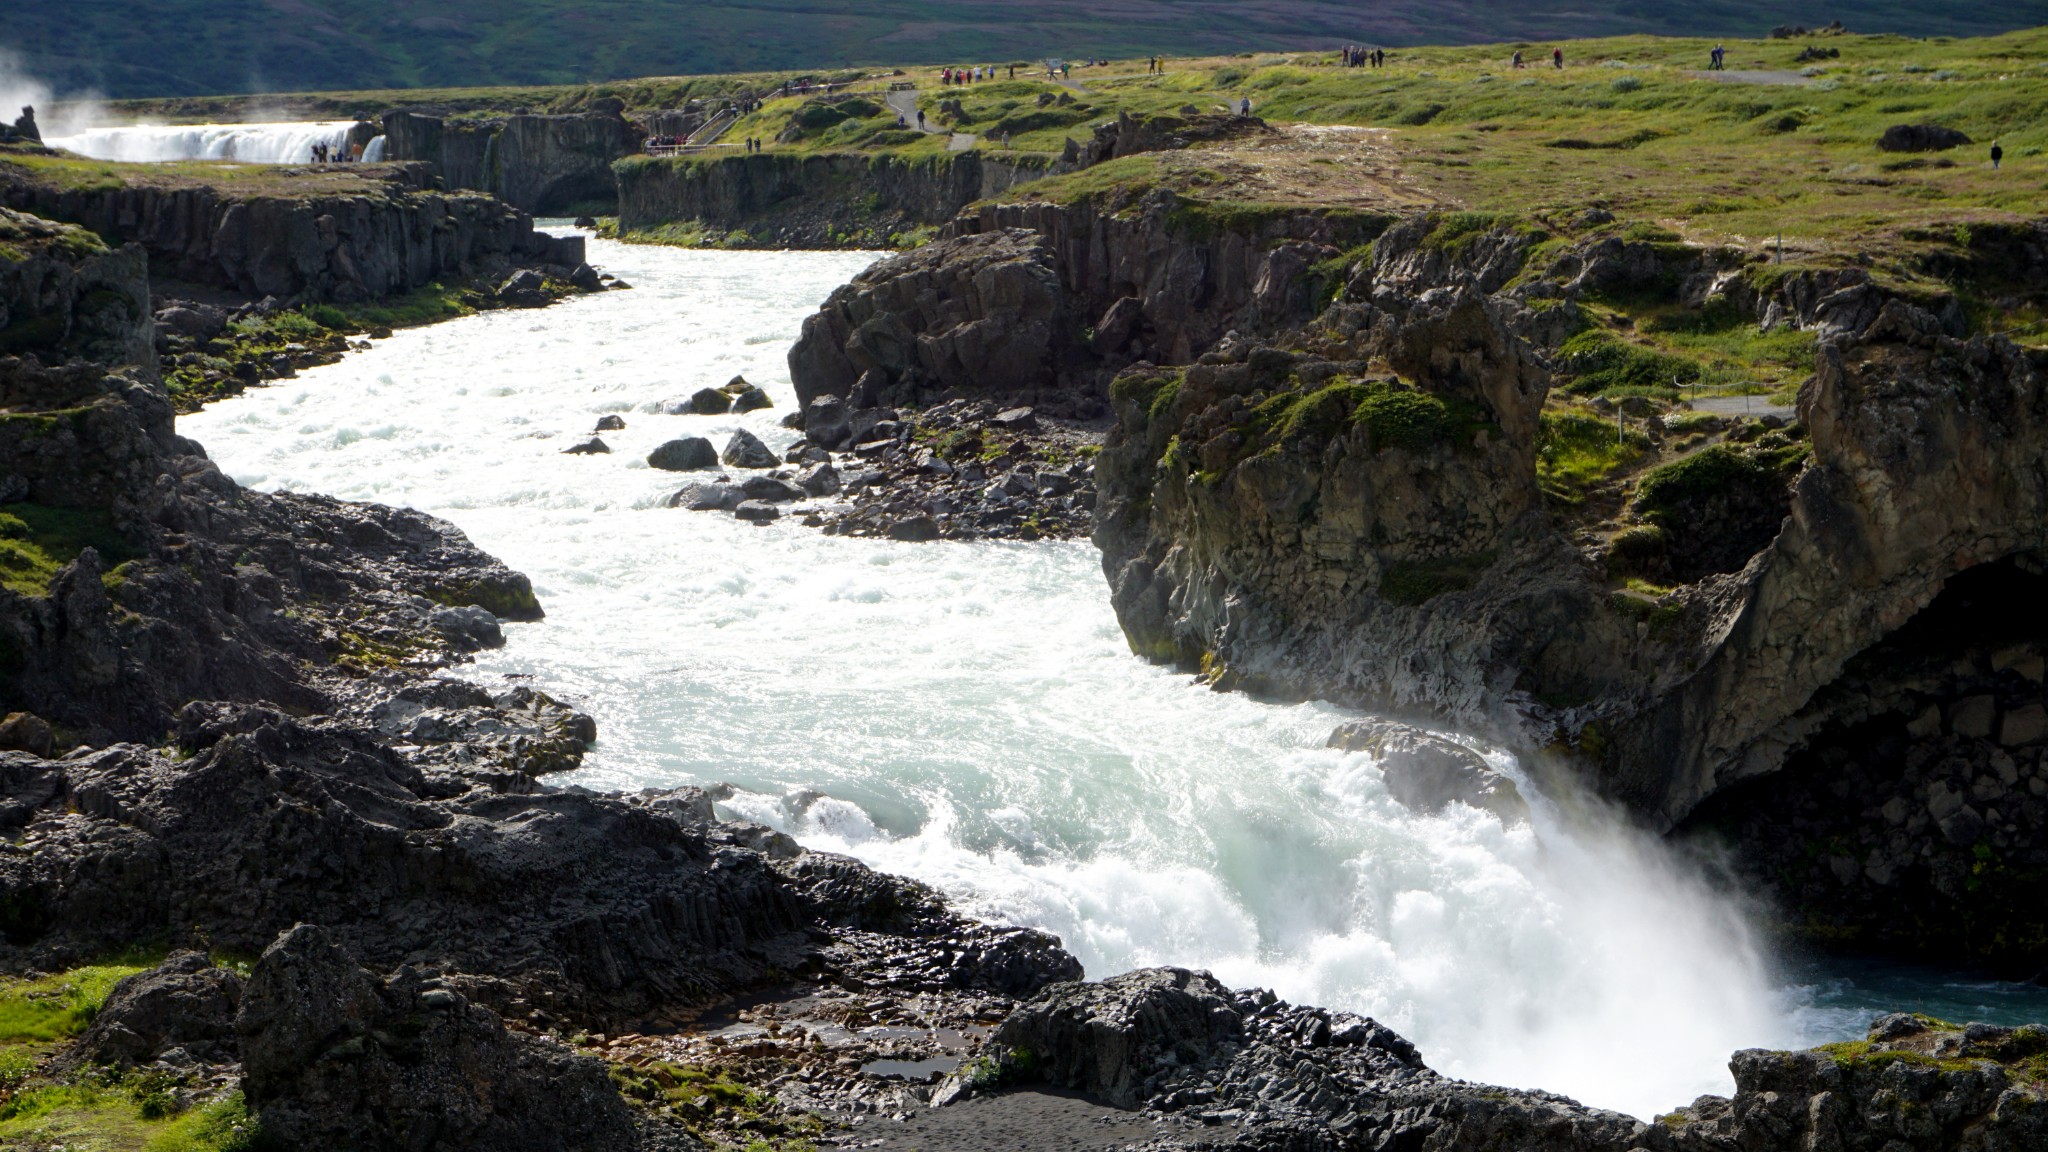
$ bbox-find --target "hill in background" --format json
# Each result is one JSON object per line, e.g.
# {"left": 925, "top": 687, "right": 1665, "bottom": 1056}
{"left": 15, "top": 0, "right": 2048, "bottom": 99}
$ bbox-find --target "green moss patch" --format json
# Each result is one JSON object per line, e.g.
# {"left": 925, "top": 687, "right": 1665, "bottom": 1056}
{"left": 1247, "top": 378, "right": 1487, "bottom": 457}
{"left": 0, "top": 504, "right": 143, "bottom": 598}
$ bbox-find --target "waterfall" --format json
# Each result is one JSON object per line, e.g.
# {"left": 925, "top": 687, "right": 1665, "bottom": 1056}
{"left": 45, "top": 120, "right": 359, "bottom": 164}
{"left": 362, "top": 135, "right": 388, "bottom": 162}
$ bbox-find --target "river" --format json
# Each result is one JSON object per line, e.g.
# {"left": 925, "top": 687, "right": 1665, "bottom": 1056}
{"left": 176, "top": 230, "right": 2048, "bottom": 1120}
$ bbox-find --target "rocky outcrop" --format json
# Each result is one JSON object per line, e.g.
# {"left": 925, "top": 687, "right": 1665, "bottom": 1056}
{"left": 63, "top": 950, "right": 243, "bottom": 1068}
{"left": 237, "top": 924, "right": 640, "bottom": 1152}
{"left": 1086, "top": 211, "right": 2048, "bottom": 969}
{"left": 384, "top": 104, "right": 642, "bottom": 214}
{"left": 1, "top": 163, "right": 584, "bottom": 304}
{"left": 1328, "top": 719, "right": 1527, "bottom": 822}
{"left": 616, "top": 149, "right": 1057, "bottom": 247}
{"left": 788, "top": 187, "right": 1386, "bottom": 412}
{"left": 966, "top": 968, "right": 2048, "bottom": 1152}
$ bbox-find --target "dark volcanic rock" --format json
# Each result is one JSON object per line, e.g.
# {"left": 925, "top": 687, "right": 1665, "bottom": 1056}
{"left": 648, "top": 436, "right": 719, "bottom": 470}
{"left": 687, "top": 386, "right": 733, "bottom": 414}
{"left": 595, "top": 414, "right": 627, "bottom": 431}
{"left": 722, "top": 428, "right": 777, "bottom": 469}
{"left": 64, "top": 950, "right": 242, "bottom": 1067}
{"left": 732, "top": 385, "right": 774, "bottom": 413}
{"left": 238, "top": 924, "right": 639, "bottom": 1152}
{"left": 670, "top": 481, "right": 741, "bottom": 510}
{"left": 562, "top": 436, "right": 610, "bottom": 454}
{"left": 735, "top": 499, "right": 782, "bottom": 522}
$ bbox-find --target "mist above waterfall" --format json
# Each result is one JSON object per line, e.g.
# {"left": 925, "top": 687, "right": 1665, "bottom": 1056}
{"left": 0, "top": 47, "right": 106, "bottom": 139}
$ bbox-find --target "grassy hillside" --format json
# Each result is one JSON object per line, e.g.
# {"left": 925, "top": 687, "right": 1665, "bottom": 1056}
{"left": 15, "top": 0, "right": 2047, "bottom": 99}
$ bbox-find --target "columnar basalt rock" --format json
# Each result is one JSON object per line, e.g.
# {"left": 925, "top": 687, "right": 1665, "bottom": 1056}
{"left": 1, "top": 166, "right": 584, "bottom": 304}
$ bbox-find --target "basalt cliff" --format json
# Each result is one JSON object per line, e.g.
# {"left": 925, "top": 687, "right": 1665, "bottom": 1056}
{"left": 788, "top": 186, "right": 2048, "bottom": 976}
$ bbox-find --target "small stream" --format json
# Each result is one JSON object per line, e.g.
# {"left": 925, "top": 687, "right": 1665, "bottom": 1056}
{"left": 176, "top": 227, "right": 2048, "bottom": 1119}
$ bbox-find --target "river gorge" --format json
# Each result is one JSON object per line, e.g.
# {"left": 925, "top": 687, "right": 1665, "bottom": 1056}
{"left": 173, "top": 228, "right": 2048, "bottom": 1122}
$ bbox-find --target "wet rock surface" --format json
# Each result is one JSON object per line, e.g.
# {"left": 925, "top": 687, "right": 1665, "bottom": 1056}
{"left": 1328, "top": 719, "right": 1528, "bottom": 823}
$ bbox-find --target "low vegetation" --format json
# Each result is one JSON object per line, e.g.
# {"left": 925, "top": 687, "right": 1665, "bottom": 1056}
{"left": 0, "top": 504, "right": 142, "bottom": 597}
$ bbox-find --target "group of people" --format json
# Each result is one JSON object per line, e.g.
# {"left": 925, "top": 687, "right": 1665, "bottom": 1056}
{"left": 941, "top": 65, "right": 1009, "bottom": 84}
{"left": 740, "top": 137, "right": 764, "bottom": 152}
{"left": 1509, "top": 48, "right": 1566, "bottom": 69}
{"left": 309, "top": 140, "right": 361, "bottom": 163}
{"left": 1146, "top": 56, "right": 1166, "bottom": 73}
{"left": 1708, "top": 44, "right": 1729, "bottom": 70}
{"left": 1339, "top": 46, "right": 1386, "bottom": 68}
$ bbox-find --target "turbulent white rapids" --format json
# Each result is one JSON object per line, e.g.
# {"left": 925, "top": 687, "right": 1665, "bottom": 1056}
{"left": 180, "top": 231, "right": 2012, "bottom": 1119}
{"left": 46, "top": 120, "right": 358, "bottom": 163}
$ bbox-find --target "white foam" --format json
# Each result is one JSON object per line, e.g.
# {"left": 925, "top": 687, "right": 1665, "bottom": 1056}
{"left": 179, "top": 233, "right": 1805, "bottom": 1119}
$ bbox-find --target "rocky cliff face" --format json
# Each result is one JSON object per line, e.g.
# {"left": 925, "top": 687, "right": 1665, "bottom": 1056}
{"left": 1, "top": 163, "right": 583, "bottom": 304}
{"left": 617, "top": 149, "right": 1059, "bottom": 247}
{"left": 795, "top": 190, "right": 2048, "bottom": 970}
{"left": 384, "top": 104, "right": 642, "bottom": 214}
{"left": 788, "top": 187, "right": 1385, "bottom": 409}
{"left": 1093, "top": 213, "right": 2048, "bottom": 968}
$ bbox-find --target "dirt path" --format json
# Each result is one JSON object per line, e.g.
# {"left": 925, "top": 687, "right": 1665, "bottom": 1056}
{"left": 1688, "top": 69, "right": 1813, "bottom": 85}
{"left": 886, "top": 87, "right": 977, "bottom": 151}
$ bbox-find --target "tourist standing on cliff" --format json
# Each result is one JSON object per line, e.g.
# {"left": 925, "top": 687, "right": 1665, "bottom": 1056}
{"left": 1512, "top": 50, "right": 1525, "bottom": 69}
{"left": 1993, "top": 143, "right": 2004, "bottom": 169}
{"left": 1553, "top": 48, "right": 1564, "bottom": 68}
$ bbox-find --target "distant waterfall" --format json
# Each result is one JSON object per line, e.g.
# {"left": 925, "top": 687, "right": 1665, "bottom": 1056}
{"left": 45, "top": 121, "right": 359, "bottom": 164}
{"left": 362, "top": 134, "right": 388, "bottom": 162}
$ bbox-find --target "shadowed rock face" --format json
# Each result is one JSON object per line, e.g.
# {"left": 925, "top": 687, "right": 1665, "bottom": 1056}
{"left": 973, "top": 967, "right": 2048, "bottom": 1152}
{"left": 237, "top": 924, "right": 641, "bottom": 1152}
{"left": 790, "top": 227, "right": 1069, "bottom": 409}
{"left": 0, "top": 166, "right": 583, "bottom": 304}
{"left": 385, "top": 106, "right": 643, "bottom": 214}
{"left": 788, "top": 188, "right": 1385, "bottom": 417}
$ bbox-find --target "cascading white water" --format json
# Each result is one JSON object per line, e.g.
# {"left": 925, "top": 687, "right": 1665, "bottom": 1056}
{"left": 175, "top": 232, "right": 2048, "bottom": 1119}
{"left": 45, "top": 120, "right": 357, "bottom": 163}
{"left": 362, "top": 134, "right": 388, "bottom": 162}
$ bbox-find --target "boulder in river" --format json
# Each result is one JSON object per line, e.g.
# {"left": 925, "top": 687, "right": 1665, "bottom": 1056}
{"left": 669, "top": 482, "right": 741, "bottom": 510}
{"left": 562, "top": 437, "right": 609, "bottom": 455}
{"left": 497, "top": 268, "right": 550, "bottom": 308}
{"left": 740, "top": 475, "right": 806, "bottom": 502}
{"left": 1327, "top": 719, "right": 1527, "bottom": 823}
{"left": 687, "top": 387, "right": 732, "bottom": 415}
{"left": 648, "top": 436, "right": 718, "bottom": 470}
{"left": 593, "top": 414, "right": 626, "bottom": 431}
{"left": 430, "top": 605, "right": 504, "bottom": 650}
{"left": 796, "top": 462, "right": 841, "bottom": 496}
{"left": 731, "top": 385, "right": 774, "bottom": 413}
{"left": 720, "top": 374, "right": 755, "bottom": 394}
{"left": 734, "top": 500, "right": 782, "bottom": 523}
{"left": 722, "top": 429, "right": 777, "bottom": 469}
{"left": 885, "top": 515, "right": 941, "bottom": 542}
